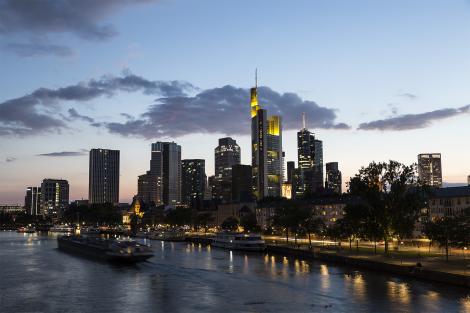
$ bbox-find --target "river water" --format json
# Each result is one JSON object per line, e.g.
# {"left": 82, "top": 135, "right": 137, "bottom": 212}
{"left": 0, "top": 232, "right": 469, "bottom": 313}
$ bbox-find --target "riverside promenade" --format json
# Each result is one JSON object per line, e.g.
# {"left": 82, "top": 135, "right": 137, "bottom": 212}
{"left": 266, "top": 243, "right": 470, "bottom": 288}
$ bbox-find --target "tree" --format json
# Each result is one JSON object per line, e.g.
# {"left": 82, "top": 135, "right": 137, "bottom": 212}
{"left": 303, "top": 216, "right": 325, "bottom": 249}
{"left": 240, "top": 212, "right": 260, "bottom": 233}
{"left": 221, "top": 216, "right": 239, "bottom": 231}
{"left": 194, "top": 212, "right": 214, "bottom": 235}
{"left": 164, "top": 207, "right": 192, "bottom": 226}
{"left": 347, "top": 160, "right": 427, "bottom": 255}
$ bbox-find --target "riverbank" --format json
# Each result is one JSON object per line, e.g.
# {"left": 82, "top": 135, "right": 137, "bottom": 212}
{"left": 266, "top": 245, "right": 470, "bottom": 288}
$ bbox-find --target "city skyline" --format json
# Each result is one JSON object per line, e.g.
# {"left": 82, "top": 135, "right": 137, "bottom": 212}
{"left": 2, "top": 0, "right": 470, "bottom": 204}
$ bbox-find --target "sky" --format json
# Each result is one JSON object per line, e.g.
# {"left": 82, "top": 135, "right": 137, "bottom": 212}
{"left": 1, "top": 0, "right": 470, "bottom": 204}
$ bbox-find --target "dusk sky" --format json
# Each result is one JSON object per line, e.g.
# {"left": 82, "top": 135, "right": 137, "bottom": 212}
{"left": 1, "top": 0, "right": 470, "bottom": 204}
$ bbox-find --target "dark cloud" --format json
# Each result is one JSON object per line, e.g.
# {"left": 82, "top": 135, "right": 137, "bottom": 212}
{"left": 3, "top": 41, "right": 74, "bottom": 57}
{"left": 37, "top": 150, "right": 88, "bottom": 157}
{"left": 105, "top": 85, "right": 351, "bottom": 138}
{"left": 5, "top": 157, "right": 17, "bottom": 163}
{"left": 68, "top": 108, "right": 94, "bottom": 123}
{"left": 0, "top": 73, "right": 194, "bottom": 136}
{"left": 398, "top": 93, "right": 417, "bottom": 100}
{"left": 0, "top": 0, "right": 157, "bottom": 40}
{"left": 358, "top": 105, "right": 470, "bottom": 131}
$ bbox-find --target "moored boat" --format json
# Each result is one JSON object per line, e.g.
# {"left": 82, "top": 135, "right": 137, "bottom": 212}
{"left": 57, "top": 235, "right": 154, "bottom": 263}
{"left": 50, "top": 224, "right": 75, "bottom": 233}
{"left": 211, "top": 232, "right": 266, "bottom": 251}
{"left": 17, "top": 226, "right": 35, "bottom": 233}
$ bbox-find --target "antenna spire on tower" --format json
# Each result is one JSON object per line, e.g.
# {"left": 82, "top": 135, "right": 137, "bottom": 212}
{"left": 302, "top": 112, "right": 306, "bottom": 129}
{"left": 255, "top": 68, "right": 258, "bottom": 88}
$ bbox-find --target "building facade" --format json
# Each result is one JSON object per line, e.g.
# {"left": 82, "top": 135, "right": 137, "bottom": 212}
{"left": 325, "top": 162, "right": 342, "bottom": 194}
{"left": 25, "top": 186, "right": 41, "bottom": 215}
{"left": 181, "top": 159, "right": 206, "bottom": 206}
{"left": 251, "top": 79, "right": 283, "bottom": 199}
{"left": 428, "top": 186, "right": 470, "bottom": 218}
{"left": 214, "top": 137, "right": 240, "bottom": 202}
{"left": 89, "top": 149, "right": 120, "bottom": 205}
{"left": 40, "top": 179, "right": 69, "bottom": 216}
{"left": 231, "top": 164, "right": 253, "bottom": 203}
{"left": 417, "top": 153, "right": 442, "bottom": 187}
{"left": 296, "top": 118, "right": 323, "bottom": 197}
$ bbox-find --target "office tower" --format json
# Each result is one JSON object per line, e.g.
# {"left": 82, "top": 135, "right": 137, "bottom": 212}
{"left": 296, "top": 113, "right": 323, "bottom": 196}
{"left": 137, "top": 142, "right": 181, "bottom": 206}
{"left": 24, "top": 187, "right": 41, "bottom": 215}
{"left": 417, "top": 153, "right": 442, "bottom": 187}
{"left": 89, "top": 149, "right": 120, "bottom": 205}
{"left": 40, "top": 179, "right": 69, "bottom": 216}
{"left": 231, "top": 164, "right": 253, "bottom": 202}
{"left": 286, "top": 161, "right": 295, "bottom": 184}
{"left": 181, "top": 159, "right": 206, "bottom": 205}
{"left": 251, "top": 72, "right": 283, "bottom": 199}
{"left": 214, "top": 137, "right": 241, "bottom": 202}
{"left": 325, "top": 162, "right": 342, "bottom": 194}
{"left": 468, "top": 175, "right": 470, "bottom": 186}
{"left": 207, "top": 175, "right": 217, "bottom": 200}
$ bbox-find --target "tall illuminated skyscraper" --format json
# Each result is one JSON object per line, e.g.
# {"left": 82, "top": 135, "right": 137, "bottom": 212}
{"left": 251, "top": 71, "right": 283, "bottom": 199}
{"left": 89, "top": 148, "right": 120, "bottom": 205}
{"left": 214, "top": 137, "right": 240, "bottom": 202}
{"left": 418, "top": 153, "right": 442, "bottom": 187}
{"left": 296, "top": 113, "right": 323, "bottom": 197}
{"left": 40, "top": 179, "right": 69, "bottom": 216}
{"left": 25, "top": 186, "right": 41, "bottom": 215}
{"left": 181, "top": 159, "right": 206, "bottom": 205}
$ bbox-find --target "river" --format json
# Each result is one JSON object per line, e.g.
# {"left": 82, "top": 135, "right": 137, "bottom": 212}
{"left": 0, "top": 232, "right": 469, "bottom": 313}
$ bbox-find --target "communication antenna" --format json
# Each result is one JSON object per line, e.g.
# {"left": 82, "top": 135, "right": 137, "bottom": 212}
{"left": 302, "top": 112, "right": 306, "bottom": 129}
{"left": 255, "top": 68, "right": 258, "bottom": 88}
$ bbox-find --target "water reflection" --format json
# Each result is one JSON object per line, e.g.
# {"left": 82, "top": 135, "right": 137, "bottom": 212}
{"left": 387, "top": 280, "right": 410, "bottom": 305}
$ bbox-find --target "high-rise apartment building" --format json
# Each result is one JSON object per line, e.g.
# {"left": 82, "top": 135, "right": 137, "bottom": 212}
{"left": 214, "top": 137, "right": 240, "bottom": 202}
{"left": 40, "top": 179, "right": 69, "bottom": 216}
{"left": 89, "top": 149, "right": 120, "bottom": 205}
{"left": 24, "top": 186, "right": 41, "bottom": 215}
{"left": 251, "top": 73, "right": 283, "bottom": 199}
{"left": 181, "top": 159, "right": 206, "bottom": 206}
{"left": 325, "top": 162, "right": 342, "bottom": 194}
{"left": 417, "top": 153, "right": 442, "bottom": 187}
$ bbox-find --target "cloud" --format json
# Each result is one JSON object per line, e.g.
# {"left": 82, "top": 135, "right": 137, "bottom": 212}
{"left": 68, "top": 108, "right": 94, "bottom": 123}
{"left": 37, "top": 150, "right": 88, "bottom": 157}
{"left": 0, "top": 0, "right": 159, "bottom": 57}
{"left": 105, "top": 85, "right": 351, "bottom": 138}
{"left": 0, "top": 72, "right": 195, "bottom": 136}
{"left": 5, "top": 157, "right": 17, "bottom": 163}
{"left": 358, "top": 105, "right": 470, "bottom": 131}
{"left": 3, "top": 41, "right": 74, "bottom": 58}
{"left": 398, "top": 93, "right": 417, "bottom": 100}
{"left": 0, "top": 0, "right": 157, "bottom": 40}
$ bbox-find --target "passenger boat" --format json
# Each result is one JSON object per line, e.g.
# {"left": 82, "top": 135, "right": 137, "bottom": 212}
{"left": 57, "top": 235, "right": 154, "bottom": 263}
{"left": 211, "top": 232, "right": 266, "bottom": 251}
{"left": 50, "top": 224, "right": 75, "bottom": 233}
{"left": 17, "top": 226, "right": 36, "bottom": 233}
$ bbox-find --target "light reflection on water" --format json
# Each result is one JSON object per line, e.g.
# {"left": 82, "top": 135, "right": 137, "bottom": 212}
{"left": 1, "top": 231, "right": 469, "bottom": 313}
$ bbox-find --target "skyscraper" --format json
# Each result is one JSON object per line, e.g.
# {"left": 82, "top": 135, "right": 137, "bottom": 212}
{"left": 418, "top": 153, "right": 442, "bottom": 187}
{"left": 40, "top": 179, "right": 69, "bottom": 216}
{"left": 325, "top": 162, "right": 342, "bottom": 194}
{"left": 24, "top": 186, "right": 41, "bottom": 215}
{"left": 89, "top": 149, "right": 120, "bottom": 205}
{"left": 296, "top": 114, "right": 323, "bottom": 196}
{"left": 138, "top": 142, "right": 181, "bottom": 206}
{"left": 181, "top": 159, "right": 206, "bottom": 206}
{"left": 286, "top": 161, "right": 295, "bottom": 184}
{"left": 214, "top": 137, "right": 240, "bottom": 202}
{"left": 251, "top": 72, "right": 283, "bottom": 199}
